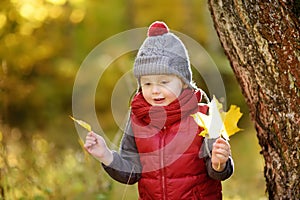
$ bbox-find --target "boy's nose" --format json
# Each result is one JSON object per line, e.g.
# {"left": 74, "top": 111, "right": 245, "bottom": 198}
{"left": 151, "top": 84, "right": 160, "bottom": 94}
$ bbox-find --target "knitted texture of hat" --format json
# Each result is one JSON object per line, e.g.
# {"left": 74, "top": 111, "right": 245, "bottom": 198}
{"left": 133, "top": 21, "right": 193, "bottom": 88}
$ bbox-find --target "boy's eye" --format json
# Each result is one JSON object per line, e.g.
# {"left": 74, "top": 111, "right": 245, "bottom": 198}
{"left": 143, "top": 82, "right": 151, "bottom": 86}
{"left": 160, "top": 80, "right": 169, "bottom": 84}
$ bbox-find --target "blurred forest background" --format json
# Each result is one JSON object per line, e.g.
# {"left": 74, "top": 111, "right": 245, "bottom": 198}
{"left": 0, "top": 0, "right": 267, "bottom": 199}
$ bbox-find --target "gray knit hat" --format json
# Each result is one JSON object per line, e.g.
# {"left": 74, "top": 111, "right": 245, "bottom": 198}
{"left": 134, "top": 21, "right": 194, "bottom": 88}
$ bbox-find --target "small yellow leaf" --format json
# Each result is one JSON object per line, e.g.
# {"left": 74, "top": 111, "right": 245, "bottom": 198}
{"left": 222, "top": 105, "right": 243, "bottom": 138}
{"left": 199, "top": 128, "right": 208, "bottom": 137}
{"left": 69, "top": 116, "right": 92, "bottom": 132}
{"left": 191, "top": 113, "right": 209, "bottom": 137}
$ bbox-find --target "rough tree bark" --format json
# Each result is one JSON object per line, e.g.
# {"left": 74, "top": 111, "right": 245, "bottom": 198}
{"left": 207, "top": 0, "right": 300, "bottom": 199}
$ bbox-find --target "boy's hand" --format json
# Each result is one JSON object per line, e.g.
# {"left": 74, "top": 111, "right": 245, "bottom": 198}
{"left": 84, "top": 132, "right": 113, "bottom": 166}
{"left": 211, "top": 138, "right": 231, "bottom": 172}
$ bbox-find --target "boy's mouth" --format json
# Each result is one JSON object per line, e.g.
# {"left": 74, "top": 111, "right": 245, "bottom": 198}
{"left": 153, "top": 97, "right": 165, "bottom": 104}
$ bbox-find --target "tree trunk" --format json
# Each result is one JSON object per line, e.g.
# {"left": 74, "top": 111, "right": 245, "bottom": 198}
{"left": 207, "top": 0, "right": 300, "bottom": 199}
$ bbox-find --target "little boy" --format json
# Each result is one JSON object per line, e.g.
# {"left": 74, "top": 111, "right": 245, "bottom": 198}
{"left": 85, "top": 21, "right": 233, "bottom": 199}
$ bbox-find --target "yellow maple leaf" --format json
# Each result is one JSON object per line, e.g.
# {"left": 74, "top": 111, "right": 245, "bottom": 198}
{"left": 191, "top": 96, "right": 243, "bottom": 140}
{"left": 221, "top": 105, "right": 243, "bottom": 139}
{"left": 69, "top": 116, "right": 92, "bottom": 132}
{"left": 191, "top": 112, "right": 209, "bottom": 137}
{"left": 191, "top": 96, "right": 223, "bottom": 139}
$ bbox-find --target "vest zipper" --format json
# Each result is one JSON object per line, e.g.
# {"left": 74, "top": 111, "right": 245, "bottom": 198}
{"left": 160, "top": 126, "right": 167, "bottom": 200}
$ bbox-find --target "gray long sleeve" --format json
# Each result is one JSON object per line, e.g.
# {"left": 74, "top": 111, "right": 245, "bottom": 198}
{"left": 102, "top": 120, "right": 142, "bottom": 184}
{"left": 206, "top": 156, "right": 234, "bottom": 181}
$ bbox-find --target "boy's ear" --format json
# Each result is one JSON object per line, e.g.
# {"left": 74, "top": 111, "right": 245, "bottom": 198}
{"left": 183, "top": 84, "right": 188, "bottom": 89}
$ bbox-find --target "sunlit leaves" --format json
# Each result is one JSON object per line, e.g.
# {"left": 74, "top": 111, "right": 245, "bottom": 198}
{"left": 46, "top": 0, "right": 67, "bottom": 5}
{"left": 0, "top": 13, "right": 7, "bottom": 29}
{"left": 69, "top": 9, "right": 85, "bottom": 23}
{"left": 19, "top": 2, "right": 48, "bottom": 22}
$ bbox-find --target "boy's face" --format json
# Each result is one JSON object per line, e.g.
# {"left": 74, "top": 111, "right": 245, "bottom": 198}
{"left": 140, "top": 75, "right": 186, "bottom": 106}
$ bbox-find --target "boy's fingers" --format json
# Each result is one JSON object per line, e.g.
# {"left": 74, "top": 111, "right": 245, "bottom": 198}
{"left": 216, "top": 154, "right": 226, "bottom": 159}
{"left": 214, "top": 139, "right": 230, "bottom": 150}
{"left": 87, "top": 131, "right": 95, "bottom": 136}
{"left": 85, "top": 138, "right": 95, "bottom": 144}
{"left": 89, "top": 131, "right": 102, "bottom": 140}
{"left": 216, "top": 138, "right": 230, "bottom": 146}
{"left": 84, "top": 143, "right": 92, "bottom": 149}
{"left": 86, "top": 132, "right": 99, "bottom": 141}
{"left": 213, "top": 144, "right": 229, "bottom": 153}
{"left": 87, "top": 131, "right": 97, "bottom": 137}
{"left": 214, "top": 149, "right": 228, "bottom": 157}
{"left": 213, "top": 146, "right": 230, "bottom": 160}
{"left": 214, "top": 152, "right": 229, "bottom": 163}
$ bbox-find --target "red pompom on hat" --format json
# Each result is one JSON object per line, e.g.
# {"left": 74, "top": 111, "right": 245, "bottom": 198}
{"left": 147, "top": 21, "right": 169, "bottom": 36}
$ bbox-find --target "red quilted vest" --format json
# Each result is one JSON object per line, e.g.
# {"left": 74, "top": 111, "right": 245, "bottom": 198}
{"left": 131, "top": 90, "right": 222, "bottom": 200}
